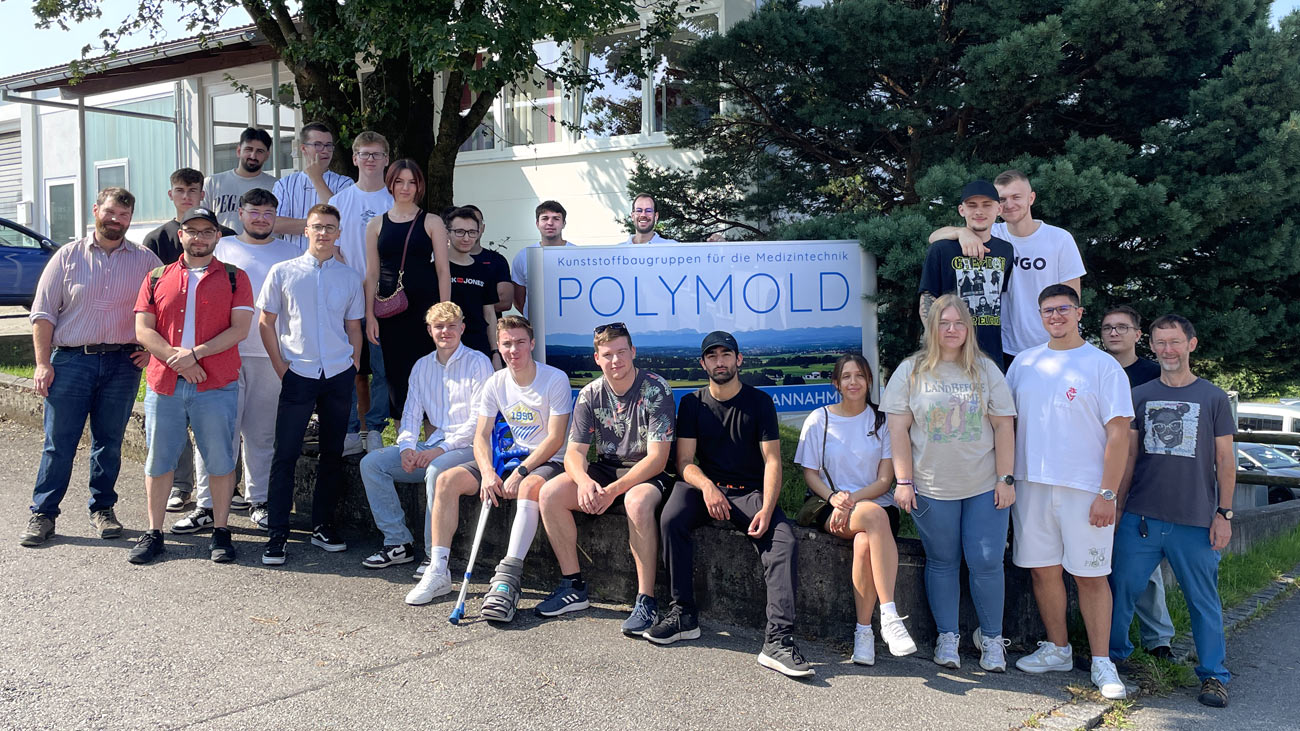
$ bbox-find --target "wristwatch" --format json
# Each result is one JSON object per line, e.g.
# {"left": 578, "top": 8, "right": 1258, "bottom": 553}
{"left": 999, "top": 474, "right": 1015, "bottom": 486}
{"left": 1099, "top": 489, "right": 1117, "bottom": 501}
{"left": 1216, "top": 507, "right": 1234, "bottom": 521}
{"left": 515, "top": 464, "right": 530, "bottom": 478}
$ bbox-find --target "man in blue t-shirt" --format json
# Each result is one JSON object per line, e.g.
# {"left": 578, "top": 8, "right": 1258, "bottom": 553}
{"left": 1110, "top": 314, "right": 1236, "bottom": 709}
{"left": 919, "top": 180, "right": 1013, "bottom": 366}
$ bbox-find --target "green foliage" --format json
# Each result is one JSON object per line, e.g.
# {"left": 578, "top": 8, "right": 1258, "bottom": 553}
{"left": 635, "top": 1, "right": 1300, "bottom": 393}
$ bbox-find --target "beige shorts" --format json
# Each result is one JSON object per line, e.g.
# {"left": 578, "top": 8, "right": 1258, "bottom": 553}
{"left": 1011, "top": 481, "right": 1114, "bottom": 577}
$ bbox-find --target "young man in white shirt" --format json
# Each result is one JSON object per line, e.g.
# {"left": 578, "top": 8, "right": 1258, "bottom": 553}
{"left": 929, "top": 170, "right": 1087, "bottom": 369}
{"left": 511, "top": 200, "right": 576, "bottom": 314}
{"left": 422, "top": 315, "right": 572, "bottom": 619}
{"left": 1006, "top": 284, "right": 1132, "bottom": 700}
{"left": 272, "top": 122, "right": 355, "bottom": 253}
{"left": 622, "top": 193, "right": 677, "bottom": 245}
{"left": 329, "top": 130, "right": 396, "bottom": 456}
{"left": 203, "top": 127, "right": 279, "bottom": 233}
{"left": 357, "top": 302, "right": 491, "bottom": 578}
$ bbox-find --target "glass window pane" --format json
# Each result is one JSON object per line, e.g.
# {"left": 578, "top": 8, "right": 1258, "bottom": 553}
{"left": 654, "top": 14, "right": 719, "bottom": 132}
{"left": 96, "top": 165, "right": 126, "bottom": 191}
{"left": 582, "top": 31, "right": 643, "bottom": 138}
{"left": 0, "top": 223, "right": 41, "bottom": 248}
{"left": 255, "top": 86, "right": 297, "bottom": 171}
{"left": 211, "top": 92, "right": 249, "bottom": 174}
{"left": 505, "top": 42, "right": 563, "bottom": 146}
{"left": 48, "top": 184, "right": 76, "bottom": 244}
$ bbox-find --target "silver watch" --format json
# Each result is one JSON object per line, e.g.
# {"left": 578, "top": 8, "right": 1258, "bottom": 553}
{"left": 1099, "top": 489, "right": 1116, "bottom": 501}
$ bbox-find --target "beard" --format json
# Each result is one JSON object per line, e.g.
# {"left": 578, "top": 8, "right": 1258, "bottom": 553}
{"left": 95, "top": 219, "right": 126, "bottom": 242}
{"left": 707, "top": 367, "right": 737, "bottom": 385}
{"left": 240, "top": 158, "right": 265, "bottom": 174}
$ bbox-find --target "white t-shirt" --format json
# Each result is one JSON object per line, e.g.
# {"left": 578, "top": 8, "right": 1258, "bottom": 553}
{"left": 272, "top": 170, "right": 355, "bottom": 253}
{"left": 510, "top": 241, "right": 577, "bottom": 293}
{"left": 476, "top": 361, "right": 574, "bottom": 453}
{"left": 1006, "top": 342, "right": 1133, "bottom": 493}
{"left": 993, "top": 221, "right": 1087, "bottom": 355}
{"left": 180, "top": 267, "right": 204, "bottom": 350}
{"left": 328, "top": 185, "right": 393, "bottom": 280}
{"left": 214, "top": 236, "right": 300, "bottom": 357}
{"left": 794, "top": 407, "right": 896, "bottom": 509}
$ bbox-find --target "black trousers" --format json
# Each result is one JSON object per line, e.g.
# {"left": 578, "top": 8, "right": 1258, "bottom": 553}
{"left": 660, "top": 483, "right": 798, "bottom": 641}
{"left": 267, "top": 367, "right": 355, "bottom": 538}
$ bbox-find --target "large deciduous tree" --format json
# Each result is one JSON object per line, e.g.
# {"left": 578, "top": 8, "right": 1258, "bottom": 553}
{"left": 632, "top": 0, "right": 1300, "bottom": 393}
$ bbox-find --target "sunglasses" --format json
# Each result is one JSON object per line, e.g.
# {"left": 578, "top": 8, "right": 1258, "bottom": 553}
{"left": 593, "top": 322, "right": 628, "bottom": 336}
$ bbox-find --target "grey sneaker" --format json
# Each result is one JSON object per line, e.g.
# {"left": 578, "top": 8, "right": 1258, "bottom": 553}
{"left": 89, "top": 508, "right": 123, "bottom": 539}
{"left": 19, "top": 513, "right": 55, "bottom": 547}
{"left": 480, "top": 557, "right": 524, "bottom": 623}
{"left": 934, "top": 631, "right": 961, "bottom": 669}
{"left": 166, "top": 488, "right": 191, "bottom": 512}
{"left": 171, "top": 506, "right": 214, "bottom": 534}
{"left": 621, "top": 594, "right": 657, "bottom": 637}
{"left": 758, "top": 636, "right": 815, "bottom": 678}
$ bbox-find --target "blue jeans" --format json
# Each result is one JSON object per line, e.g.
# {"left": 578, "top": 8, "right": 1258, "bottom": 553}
{"left": 142, "top": 380, "right": 239, "bottom": 478}
{"left": 912, "top": 490, "right": 1010, "bottom": 637}
{"left": 359, "top": 442, "right": 474, "bottom": 553}
{"left": 1110, "top": 512, "right": 1229, "bottom": 682}
{"left": 31, "top": 349, "right": 141, "bottom": 517}
{"left": 348, "top": 341, "right": 390, "bottom": 434}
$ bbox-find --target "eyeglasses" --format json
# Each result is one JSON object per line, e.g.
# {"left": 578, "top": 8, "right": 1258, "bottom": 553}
{"left": 593, "top": 322, "right": 628, "bottom": 336}
{"left": 633, "top": 207, "right": 655, "bottom": 215}
{"left": 449, "top": 228, "right": 481, "bottom": 238}
{"left": 938, "top": 320, "right": 968, "bottom": 331}
{"left": 1101, "top": 324, "right": 1133, "bottom": 334}
{"left": 1039, "top": 305, "right": 1078, "bottom": 317}
{"left": 181, "top": 228, "right": 219, "bottom": 240}
{"left": 305, "top": 142, "right": 335, "bottom": 151}
{"left": 356, "top": 151, "right": 387, "bottom": 161}
{"left": 242, "top": 210, "right": 275, "bottom": 220}
{"left": 308, "top": 224, "right": 340, "bottom": 234}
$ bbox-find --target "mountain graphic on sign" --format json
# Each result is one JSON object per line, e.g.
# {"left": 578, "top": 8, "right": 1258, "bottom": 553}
{"left": 546, "top": 326, "right": 860, "bottom": 350}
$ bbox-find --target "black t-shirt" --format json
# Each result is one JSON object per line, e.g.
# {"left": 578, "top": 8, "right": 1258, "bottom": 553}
{"left": 141, "top": 219, "right": 238, "bottom": 265}
{"left": 1124, "top": 357, "right": 1161, "bottom": 388}
{"left": 918, "top": 236, "right": 1013, "bottom": 363}
{"left": 449, "top": 258, "right": 502, "bottom": 357}
{"left": 677, "top": 383, "right": 780, "bottom": 490}
{"left": 472, "top": 248, "right": 510, "bottom": 292}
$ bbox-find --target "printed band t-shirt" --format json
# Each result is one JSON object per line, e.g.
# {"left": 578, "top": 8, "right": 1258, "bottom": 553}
{"left": 992, "top": 221, "right": 1087, "bottom": 356}
{"left": 328, "top": 185, "right": 394, "bottom": 280}
{"left": 795, "top": 407, "right": 897, "bottom": 508}
{"left": 476, "top": 362, "right": 573, "bottom": 453}
{"left": 1006, "top": 342, "right": 1133, "bottom": 492}
{"left": 1127, "top": 377, "right": 1235, "bottom": 528}
{"left": 569, "top": 369, "right": 675, "bottom": 467}
{"left": 881, "top": 357, "right": 1016, "bottom": 500}
{"left": 918, "top": 237, "right": 1014, "bottom": 363}
{"left": 677, "top": 384, "right": 780, "bottom": 490}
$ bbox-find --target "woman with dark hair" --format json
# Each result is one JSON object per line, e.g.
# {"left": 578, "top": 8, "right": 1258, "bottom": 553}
{"left": 364, "top": 159, "right": 451, "bottom": 417}
{"left": 795, "top": 354, "right": 916, "bottom": 666}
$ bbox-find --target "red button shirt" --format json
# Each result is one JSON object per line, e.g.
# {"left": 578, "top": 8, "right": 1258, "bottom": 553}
{"left": 133, "top": 258, "right": 254, "bottom": 395}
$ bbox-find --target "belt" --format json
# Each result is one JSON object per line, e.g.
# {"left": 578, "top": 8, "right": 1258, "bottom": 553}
{"left": 716, "top": 483, "right": 758, "bottom": 493}
{"left": 58, "top": 344, "right": 143, "bottom": 354}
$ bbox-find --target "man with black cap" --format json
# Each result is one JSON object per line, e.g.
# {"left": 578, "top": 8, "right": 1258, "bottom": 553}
{"left": 918, "top": 180, "right": 1013, "bottom": 366}
{"left": 130, "top": 206, "right": 256, "bottom": 564}
{"left": 644, "top": 331, "right": 811, "bottom": 678}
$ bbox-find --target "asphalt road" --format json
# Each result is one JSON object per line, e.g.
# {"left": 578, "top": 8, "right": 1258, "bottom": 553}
{"left": 0, "top": 306, "right": 31, "bottom": 337}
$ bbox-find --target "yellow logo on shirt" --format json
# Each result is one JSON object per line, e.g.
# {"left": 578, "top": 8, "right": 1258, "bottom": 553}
{"left": 505, "top": 402, "right": 542, "bottom": 442}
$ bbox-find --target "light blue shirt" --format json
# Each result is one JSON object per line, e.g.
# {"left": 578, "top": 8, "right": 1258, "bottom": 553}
{"left": 621, "top": 232, "right": 677, "bottom": 245}
{"left": 257, "top": 252, "right": 365, "bottom": 379}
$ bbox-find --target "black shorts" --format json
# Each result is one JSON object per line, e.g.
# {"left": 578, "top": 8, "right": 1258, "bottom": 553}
{"left": 587, "top": 461, "right": 674, "bottom": 494}
{"left": 460, "top": 460, "right": 564, "bottom": 483}
{"left": 810, "top": 499, "right": 901, "bottom": 538}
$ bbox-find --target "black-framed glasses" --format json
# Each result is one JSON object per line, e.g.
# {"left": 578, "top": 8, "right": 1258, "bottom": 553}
{"left": 355, "top": 151, "right": 387, "bottom": 161}
{"left": 305, "top": 142, "right": 335, "bottom": 151}
{"left": 593, "top": 322, "right": 628, "bottom": 336}
{"left": 180, "top": 228, "right": 219, "bottom": 240}
{"left": 1101, "top": 324, "right": 1133, "bottom": 334}
{"left": 1039, "top": 304, "right": 1078, "bottom": 317}
{"left": 449, "top": 228, "right": 481, "bottom": 238}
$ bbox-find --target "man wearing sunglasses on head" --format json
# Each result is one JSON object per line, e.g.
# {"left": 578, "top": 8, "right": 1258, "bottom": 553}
{"left": 622, "top": 193, "right": 677, "bottom": 245}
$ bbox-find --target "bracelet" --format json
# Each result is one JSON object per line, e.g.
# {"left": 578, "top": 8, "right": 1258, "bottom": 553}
{"left": 896, "top": 479, "right": 913, "bottom": 486}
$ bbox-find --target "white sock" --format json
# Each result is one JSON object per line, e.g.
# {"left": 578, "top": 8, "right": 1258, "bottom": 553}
{"left": 506, "top": 499, "right": 539, "bottom": 560}
{"left": 1092, "top": 655, "right": 1107, "bottom": 665}
{"left": 880, "top": 602, "right": 898, "bottom": 620}
{"left": 856, "top": 622, "right": 871, "bottom": 633}
{"left": 432, "top": 546, "right": 450, "bottom": 575}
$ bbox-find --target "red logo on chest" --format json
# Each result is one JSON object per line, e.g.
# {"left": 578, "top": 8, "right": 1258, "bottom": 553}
{"left": 1065, "top": 387, "right": 1077, "bottom": 402}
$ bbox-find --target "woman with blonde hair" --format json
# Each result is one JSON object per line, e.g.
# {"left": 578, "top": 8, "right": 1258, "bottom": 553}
{"left": 881, "top": 294, "right": 1017, "bottom": 672}
{"left": 795, "top": 354, "right": 916, "bottom": 666}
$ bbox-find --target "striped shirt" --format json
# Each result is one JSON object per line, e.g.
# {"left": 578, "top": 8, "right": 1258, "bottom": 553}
{"left": 398, "top": 343, "right": 494, "bottom": 452}
{"left": 29, "top": 235, "right": 162, "bottom": 347}
{"left": 273, "top": 170, "right": 354, "bottom": 253}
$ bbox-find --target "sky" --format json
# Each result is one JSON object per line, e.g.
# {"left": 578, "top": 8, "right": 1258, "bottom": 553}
{"left": 1, "top": 0, "right": 1298, "bottom": 79}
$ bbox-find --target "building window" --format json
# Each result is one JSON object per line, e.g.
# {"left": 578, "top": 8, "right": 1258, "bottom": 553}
{"left": 652, "top": 14, "right": 718, "bottom": 132}
{"left": 580, "top": 30, "right": 644, "bottom": 138}
{"left": 255, "top": 86, "right": 297, "bottom": 171}
{"left": 95, "top": 159, "right": 129, "bottom": 192}
{"left": 504, "top": 42, "right": 564, "bottom": 146}
{"left": 211, "top": 91, "right": 247, "bottom": 174}
{"left": 46, "top": 180, "right": 77, "bottom": 244}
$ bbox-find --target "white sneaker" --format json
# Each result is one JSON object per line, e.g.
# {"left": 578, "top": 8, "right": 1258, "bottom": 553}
{"left": 342, "top": 432, "right": 364, "bottom": 456}
{"left": 405, "top": 568, "right": 452, "bottom": 605}
{"left": 364, "top": 430, "right": 385, "bottom": 453}
{"left": 880, "top": 614, "right": 918, "bottom": 657}
{"left": 1016, "top": 641, "right": 1073, "bottom": 673}
{"left": 933, "top": 632, "right": 960, "bottom": 669}
{"left": 1091, "top": 657, "right": 1127, "bottom": 699}
{"left": 852, "top": 626, "right": 875, "bottom": 666}
{"left": 973, "top": 628, "right": 1010, "bottom": 672}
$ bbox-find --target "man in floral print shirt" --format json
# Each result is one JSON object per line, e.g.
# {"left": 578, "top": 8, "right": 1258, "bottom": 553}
{"left": 537, "top": 322, "right": 675, "bottom": 634}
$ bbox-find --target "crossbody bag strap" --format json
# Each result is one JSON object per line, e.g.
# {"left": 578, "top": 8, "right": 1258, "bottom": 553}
{"left": 820, "top": 406, "right": 837, "bottom": 492}
{"left": 392, "top": 210, "right": 420, "bottom": 290}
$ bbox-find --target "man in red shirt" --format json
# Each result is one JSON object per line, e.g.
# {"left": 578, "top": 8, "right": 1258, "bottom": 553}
{"left": 132, "top": 207, "right": 255, "bottom": 564}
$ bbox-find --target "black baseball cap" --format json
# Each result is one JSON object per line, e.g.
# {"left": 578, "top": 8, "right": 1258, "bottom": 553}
{"left": 960, "top": 180, "right": 1000, "bottom": 204}
{"left": 700, "top": 330, "right": 739, "bottom": 356}
{"left": 180, "top": 207, "right": 220, "bottom": 227}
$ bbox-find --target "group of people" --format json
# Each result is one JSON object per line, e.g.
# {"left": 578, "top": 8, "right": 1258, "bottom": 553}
{"left": 18, "top": 124, "right": 1235, "bottom": 705}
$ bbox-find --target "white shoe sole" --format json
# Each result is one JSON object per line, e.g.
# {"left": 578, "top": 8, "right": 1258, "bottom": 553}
{"left": 405, "top": 578, "right": 452, "bottom": 605}
{"left": 363, "top": 555, "right": 415, "bottom": 569}
{"left": 311, "top": 537, "right": 348, "bottom": 552}
{"left": 262, "top": 554, "right": 286, "bottom": 566}
{"left": 934, "top": 656, "right": 961, "bottom": 670}
{"left": 886, "top": 639, "right": 918, "bottom": 657}
{"left": 642, "top": 626, "right": 701, "bottom": 645}
{"left": 758, "top": 652, "right": 815, "bottom": 678}
{"left": 852, "top": 654, "right": 875, "bottom": 666}
{"left": 536, "top": 598, "right": 590, "bottom": 617}
{"left": 980, "top": 659, "right": 1007, "bottom": 672}
{"left": 1016, "top": 660, "right": 1073, "bottom": 673}
{"left": 1097, "top": 683, "right": 1127, "bottom": 700}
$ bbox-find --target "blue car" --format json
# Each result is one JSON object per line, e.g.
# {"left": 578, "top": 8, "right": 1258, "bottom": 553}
{"left": 0, "top": 217, "right": 58, "bottom": 308}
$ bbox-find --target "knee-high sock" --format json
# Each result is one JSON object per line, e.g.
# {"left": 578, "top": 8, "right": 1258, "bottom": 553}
{"left": 506, "top": 499, "right": 539, "bottom": 560}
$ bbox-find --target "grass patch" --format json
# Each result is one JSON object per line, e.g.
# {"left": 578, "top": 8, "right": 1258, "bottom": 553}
{"left": 1165, "top": 522, "right": 1300, "bottom": 636}
{"left": 1, "top": 360, "right": 147, "bottom": 401}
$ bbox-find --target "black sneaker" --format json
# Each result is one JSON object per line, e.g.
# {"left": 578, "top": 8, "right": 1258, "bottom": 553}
{"left": 19, "top": 513, "right": 55, "bottom": 547}
{"left": 166, "top": 488, "right": 191, "bottom": 512}
{"left": 210, "top": 527, "right": 237, "bottom": 563}
{"left": 249, "top": 503, "right": 270, "bottom": 531}
{"left": 127, "top": 531, "right": 165, "bottom": 564}
{"left": 171, "top": 506, "right": 214, "bottom": 534}
{"left": 1148, "top": 645, "right": 1173, "bottom": 661}
{"left": 1197, "top": 678, "right": 1228, "bottom": 708}
{"left": 642, "top": 603, "right": 701, "bottom": 645}
{"left": 310, "top": 525, "right": 348, "bottom": 552}
{"left": 362, "top": 543, "right": 415, "bottom": 568}
{"left": 229, "top": 493, "right": 251, "bottom": 512}
{"left": 758, "top": 635, "right": 815, "bottom": 678}
{"left": 262, "top": 535, "right": 287, "bottom": 565}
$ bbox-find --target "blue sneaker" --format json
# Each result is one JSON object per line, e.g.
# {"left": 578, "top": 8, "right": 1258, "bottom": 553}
{"left": 621, "top": 594, "right": 657, "bottom": 637}
{"left": 534, "top": 578, "right": 590, "bottom": 617}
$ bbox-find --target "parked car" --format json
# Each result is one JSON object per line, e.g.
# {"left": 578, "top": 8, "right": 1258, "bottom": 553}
{"left": 1236, "top": 442, "right": 1300, "bottom": 504}
{"left": 0, "top": 217, "right": 59, "bottom": 308}
{"left": 1237, "top": 401, "right": 1300, "bottom": 436}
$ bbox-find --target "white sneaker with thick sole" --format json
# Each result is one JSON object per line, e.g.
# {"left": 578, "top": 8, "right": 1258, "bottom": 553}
{"left": 1016, "top": 641, "right": 1074, "bottom": 673}
{"left": 1091, "top": 657, "right": 1127, "bottom": 699}
{"left": 852, "top": 626, "right": 876, "bottom": 666}
{"left": 342, "top": 432, "right": 364, "bottom": 456}
{"left": 934, "top": 632, "right": 961, "bottom": 669}
{"left": 405, "top": 569, "right": 453, "bottom": 605}
{"left": 880, "top": 614, "right": 918, "bottom": 657}
{"left": 364, "top": 430, "right": 385, "bottom": 453}
{"left": 973, "top": 628, "right": 1010, "bottom": 672}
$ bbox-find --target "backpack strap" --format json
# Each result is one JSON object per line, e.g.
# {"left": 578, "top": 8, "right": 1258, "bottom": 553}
{"left": 224, "top": 262, "right": 238, "bottom": 294}
{"left": 146, "top": 265, "right": 168, "bottom": 305}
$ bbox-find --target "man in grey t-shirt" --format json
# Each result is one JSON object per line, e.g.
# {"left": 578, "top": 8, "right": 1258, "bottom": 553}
{"left": 1110, "top": 314, "right": 1236, "bottom": 709}
{"left": 203, "top": 127, "right": 279, "bottom": 234}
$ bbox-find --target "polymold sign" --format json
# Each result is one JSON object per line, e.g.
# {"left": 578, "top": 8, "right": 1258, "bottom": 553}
{"left": 527, "top": 240, "right": 877, "bottom": 414}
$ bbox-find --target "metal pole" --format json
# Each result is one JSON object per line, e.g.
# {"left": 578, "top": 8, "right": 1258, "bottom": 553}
{"left": 174, "top": 81, "right": 184, "bottom": 169}
{"left": 77, "top": 96, "right": 88, "bottom": 235}
{"left": 271, "top": 63, "right": 282, "bottom": 177}
{"left": 0, "top": 90, "right": 176, "bottom": 123}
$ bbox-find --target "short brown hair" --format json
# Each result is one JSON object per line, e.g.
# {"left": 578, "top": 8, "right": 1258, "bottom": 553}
{"left": 299, "top": 121, "right": 333, "bottom": 144}
{"left": 96, "top": 187, "right": 135, "bottom": 210}
{"left": 1038, "top": 283, "right": 1080, "bottom": 307}
{"left": 1150, "top": 314, "right": 1197, "bottom": 339}
{"left": 1103, "top": 305, "right": 1142, "bottom": 329}
{"left": 993, "top": 169, "right": 1031, "bottom": 188}
{"left": 593, "top": 323, "right": 633, "bottom": 350}
{"left": 352, "top": 130, "right": 389, "bottom": 155}
{"left": 170, "top": 168, "right": 204, "bottom": 187}
{"left": 307, "top": 203, "right": 341, "bottom": 223}
{"left": 385, "top": 159, "right": 425, "bottom": 201}
{"left": 425, "top": 302, "right": 464, "bottom": 325}
{"left": 497, "top": 315, "right": 534, "bottom": 340}
{"left": 535, "top": 200, "right": 566, "bottom": 220}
